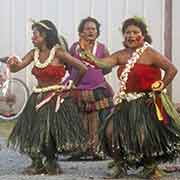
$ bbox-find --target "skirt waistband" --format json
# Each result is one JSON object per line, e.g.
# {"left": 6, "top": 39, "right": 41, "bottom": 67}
{"left": 33, "top": 84, "right": 64, "bottom": 93}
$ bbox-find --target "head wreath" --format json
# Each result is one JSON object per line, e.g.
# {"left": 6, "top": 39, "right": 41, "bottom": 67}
{"left": 30, "top": 18, "right": 52, "bottom": 30}
{"left": 133, "top": 16, "right": 148, "bottom": 32}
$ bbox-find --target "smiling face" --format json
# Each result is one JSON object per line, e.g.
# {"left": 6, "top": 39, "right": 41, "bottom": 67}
{"left": 80, "top": 21, "right": 98, "bottom": 42}
{"left": 31, "top": 27, "right": 46, "bottom": 47}
{"left": 123, "top": 25, "right": 144, "bottom": 49}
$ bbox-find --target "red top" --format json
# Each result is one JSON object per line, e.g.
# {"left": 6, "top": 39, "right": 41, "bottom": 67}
{"left": 117, "top": 64, "right": 161, "bottom": 92}
{"left": 32, "top": 64, "right": 66, "bottom": 83}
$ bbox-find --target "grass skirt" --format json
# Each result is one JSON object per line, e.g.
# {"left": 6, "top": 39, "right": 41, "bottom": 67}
{"left": 100, "top": 92, "right": 180, "bottom": 167}
{"left": 8, "top": 92, "right": 87, "bottom": 154}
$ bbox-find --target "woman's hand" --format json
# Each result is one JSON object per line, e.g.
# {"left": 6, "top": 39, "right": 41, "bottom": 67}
{"left": 79, "top": 37, "right": 90, "bottom": 51}
{"left": 7, "top": 56, "right": 22, "bottom": 71}
{"left": 64, "top": 80, "right": 76, "bottom": 90}
{"left": 151, "top": 80, "right": 164, "bottom": 92}
{"left": 7, "top": 56, "right": 21, "bottom": 66}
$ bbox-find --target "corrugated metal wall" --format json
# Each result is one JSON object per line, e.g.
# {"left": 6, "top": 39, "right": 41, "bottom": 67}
{"left": 172, "top": 0, "right": 180, "bottom": 103}
{"left": 0, "top": 0, "right": 179, "bottom": 102}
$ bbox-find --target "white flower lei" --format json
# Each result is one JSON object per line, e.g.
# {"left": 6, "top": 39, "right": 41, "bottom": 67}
{"left": 34, "top": 44, "right": 60, "bottom": 68}
{"left": 113, "top": 42, "right": 151, "bottom": 105}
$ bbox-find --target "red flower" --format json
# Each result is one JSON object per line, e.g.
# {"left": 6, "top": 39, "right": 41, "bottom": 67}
{"left": 136, "top": 35, "right": 144, "bottom": 43}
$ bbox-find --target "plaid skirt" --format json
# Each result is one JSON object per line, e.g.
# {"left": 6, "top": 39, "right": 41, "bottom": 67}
{"left": 72, "top": 87, "right": 114, "bottom": 122}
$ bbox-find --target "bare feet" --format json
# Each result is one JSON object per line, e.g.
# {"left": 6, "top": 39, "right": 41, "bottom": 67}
{"left": 163, "top": 165, "right": 180, "bottom": 173}
{"left": 45, "top": 160, "right": 63, "bottom": 175}
{"left": 22, "top": 165, "right": 47, "bottom": 175}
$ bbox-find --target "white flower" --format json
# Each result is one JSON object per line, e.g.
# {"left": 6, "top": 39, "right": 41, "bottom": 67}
{"left": 114, "top": 42, "right": 150, "bottom": 105}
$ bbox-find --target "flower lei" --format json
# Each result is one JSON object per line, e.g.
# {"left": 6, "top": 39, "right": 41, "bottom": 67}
{"left": 113, "top": 42, "right": 150, "bottom": 105}
{"left": 34, "top": 44, "right": 60, "bottom": 68}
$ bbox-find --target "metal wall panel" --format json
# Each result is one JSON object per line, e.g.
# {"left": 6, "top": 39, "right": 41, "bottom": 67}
{"left": 172, "top": 0, "right": 180, "bottom": 103}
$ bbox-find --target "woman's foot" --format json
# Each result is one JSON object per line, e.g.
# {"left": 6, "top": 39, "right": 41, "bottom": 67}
{"left": 138, "top": 165, "right": 166, "bottom": 179}
{"left": 22, "top": 155, "right": 46, "bottom": 175}
{"left": 107, "top": 161, "right": 127, "bottom": 178}
{"left": 163, "top": 165, "right": 180, "bottom": 173}
{"left": 45, "top": 159, "right": 63, "bottom": 175}
{"left": 149, "top": 167, "right": 167, "bottom": 180}
{"left": 138, "top": 164, "right": 156, "bottom": 179}
{"left": 107, "top": 160, "right": 115, "bottom": 169}
{"left": 22, "top": 164, "right": 47, "bottom": 175}
{"left": 66, "top": 151, "right": 84, "bottom": 161}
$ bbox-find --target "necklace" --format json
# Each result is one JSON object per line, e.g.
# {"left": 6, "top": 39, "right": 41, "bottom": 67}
{"left": 113, "top": 42, "right": 150, "bottom": 104}
{"left": 34, "top": 44, "right": 59, "bottom": 68}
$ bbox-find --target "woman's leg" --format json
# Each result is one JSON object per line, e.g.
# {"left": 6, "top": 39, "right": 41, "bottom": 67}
{"left": 42, "top": 136, "right": 62, "bottom": 175}
{"left": 138, "top": 158, "right": 166, "bottom": 179}
{"left": 105, "top": 118, "right": 127, "bottom": 178}
{"left": 69, "top": 111, "right": 101, "bottom": 160}
{"left": 22, "top": 152, "right": 45, "bottom": 175}
{"left": 87, "top": 111, "right": 100, "bottom": 155}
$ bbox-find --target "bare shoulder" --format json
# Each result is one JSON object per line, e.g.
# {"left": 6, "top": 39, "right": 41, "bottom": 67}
{"left": 55, "top": 47, "right": 78, "bottom": 65}
{"left": 56, "top": 46, "right": 65, "bottom": 53}
{"left": 145, "top": 46, "right": 162, "bottom": 58}
{"left": 26, "top": 49, "right": 35, "bottom": 56}
{"left": 111, "top": 49, "right": 126, "bottom": 58}
{"left": 55, "top": 47, "right": 66, "bottom": 58}
{"left": 22, "top": 49, "right": 35, "bottom": 62}
{"left": 144, "top": 46, "right": 171, "bottom": 66}
{"left": 111, "top": 49, "right": 128, "bottom": 65}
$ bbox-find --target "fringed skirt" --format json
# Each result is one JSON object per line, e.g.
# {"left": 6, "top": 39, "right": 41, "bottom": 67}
{"left": 8, "top": 92, "right": 87, "bottom": 154}
{"left": 100, "top": 92, "right": 180, "bottom": 167}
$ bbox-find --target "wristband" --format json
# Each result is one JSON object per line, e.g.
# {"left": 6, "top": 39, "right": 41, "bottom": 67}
{"left": 151, "top": 80, "right": 164, "bottom": 91}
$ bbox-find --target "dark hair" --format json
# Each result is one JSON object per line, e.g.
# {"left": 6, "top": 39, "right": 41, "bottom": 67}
{"left": 32, "top": 20, "right": 65, "bottom": 49}
{"left": 122, "top": 17, "right": 152, "bottom": 44}
{"left": 78, "top": 17, "right": 100, "bottom": 37}
{"left": 59, "top": 35, "right": 69, "bottom": 52}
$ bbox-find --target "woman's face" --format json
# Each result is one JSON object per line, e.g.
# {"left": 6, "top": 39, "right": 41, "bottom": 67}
{"left": 123, "top": 25, "right": 144, "bottom": 49}
{"left": 81, "top": 21, "right": 98, "bottom": 42}
{"left": 31, "top": 28, "right": 45, "bottom": 47}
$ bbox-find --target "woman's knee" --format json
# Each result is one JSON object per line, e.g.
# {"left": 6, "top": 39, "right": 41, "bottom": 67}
{"left": 105, "top": 119, "right": 113, "bottom": 142}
